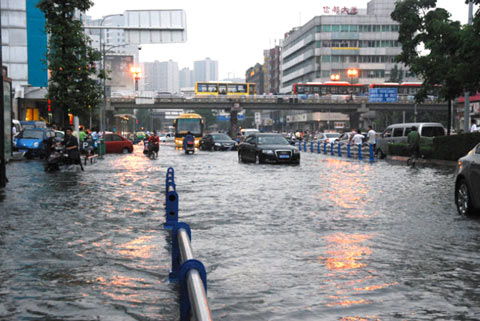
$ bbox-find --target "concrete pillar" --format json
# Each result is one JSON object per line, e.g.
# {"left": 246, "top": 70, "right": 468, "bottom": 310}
{"left": 349, "top": 112, "right": 360, "bottom": 130}
{"left": 230, "top": 109, "right": 238, "bottom": 138}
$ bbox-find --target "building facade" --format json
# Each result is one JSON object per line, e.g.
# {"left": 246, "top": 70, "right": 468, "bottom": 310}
{"left": 245, "top": 63, "right": 264, "bottom": 95}
{"left": 143, "top": 60, "right": 179, "bottom": 94}
{"left": 263, "top": 45, "right": 281, "bottom": 94}
{"left": 193, "top": 57, "right": 218, "bottom": 82}
{"left": 280, "top": 0, "right": 414, "bottom": 94}
{"left": 179, "top": 67, "right": 194, "bottom": 89}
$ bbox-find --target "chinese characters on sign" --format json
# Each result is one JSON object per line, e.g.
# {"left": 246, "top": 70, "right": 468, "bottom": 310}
{"left": 323, "top": 6, "right": 358, "bottom": 15}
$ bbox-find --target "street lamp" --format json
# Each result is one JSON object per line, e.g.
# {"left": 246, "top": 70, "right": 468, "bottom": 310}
{"left": 347, "top": 68, "right": 359, "bottom": 83}
{"left": 330, "top": 73, "right": 341, "bottom": 81}
{"left": 130, "top": 67, "right": 141, "bottom": 92}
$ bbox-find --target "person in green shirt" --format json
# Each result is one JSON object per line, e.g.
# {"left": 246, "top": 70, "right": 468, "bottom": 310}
{"left": 78, "top": 127, "right": 87, "bottom": 142}
{"left": 407, "top": 126, "right": 421, "bottom": 158}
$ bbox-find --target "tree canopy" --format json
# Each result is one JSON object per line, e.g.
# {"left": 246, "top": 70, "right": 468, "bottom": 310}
{"left": 391, "top": 0, "right": 480, "bottom": 102}
{"left": 37, "top": 0, "right": 103, "bottom": 127}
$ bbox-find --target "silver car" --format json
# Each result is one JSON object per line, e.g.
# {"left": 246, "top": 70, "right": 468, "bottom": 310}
{"left": 455, "top": 143, "right": 480, "bottom": 215}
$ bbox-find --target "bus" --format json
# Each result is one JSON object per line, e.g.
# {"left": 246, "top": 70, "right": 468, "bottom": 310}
{"left": 173, "top": 113, "right": 204, "bottom": 148}
{"left": 293, "top": 82, "right": 369, "bottom": 96}
{"left": 195, "top": 82, "right": 256, "bottom": 96}
{"left": 369, "top": 82, "right": 440, "bottom": 100}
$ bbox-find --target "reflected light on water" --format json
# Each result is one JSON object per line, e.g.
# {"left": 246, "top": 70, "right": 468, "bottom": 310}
{"left": 118, "top": 236, "right": 155, "bottom": 259}
{"left": 321, "top": 233, "right": 372, "bottom": 271}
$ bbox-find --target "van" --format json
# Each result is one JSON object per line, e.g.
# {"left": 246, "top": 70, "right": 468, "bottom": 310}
{"left": 240, "top": 128, "right": 259, "bottom": 137}
{"left": 376, "top": 122, "right": 445, "bottom": 158}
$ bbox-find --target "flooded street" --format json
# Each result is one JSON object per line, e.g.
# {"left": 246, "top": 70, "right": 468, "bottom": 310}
{"left": 1, "top": 146, "right": 479, "bottom": 320}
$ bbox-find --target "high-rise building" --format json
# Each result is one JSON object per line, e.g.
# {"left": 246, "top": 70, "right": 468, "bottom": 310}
{"left": 245, "top": 63, "right": 264, "bottom": 94}
{"left": 263, "top": 45, "right": 281, "bottom": 94}
{"left": 280, "top": 0, "right": 415, "bottom": 94}
{"left": 143, "top": 60, "right": 179, "bottom": 94}
{"left": 193, "top": 58, "right": 218, "bottom": 82}
{"left": 179, "top": 67, "right": 194, "bottom": 89}
{"left": 2, "top": 0, "right": 49, "bottom": 120}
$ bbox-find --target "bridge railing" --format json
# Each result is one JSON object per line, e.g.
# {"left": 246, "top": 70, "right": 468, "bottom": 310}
{"left": 164, "top": 167, "right": 212, "bottom": 321}
{"left": 299, "top": 140, "right": 376, "bottom": 163}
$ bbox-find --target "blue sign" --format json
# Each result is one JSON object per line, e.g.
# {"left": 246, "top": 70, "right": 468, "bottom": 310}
{"left": 217, "top": 114, "right": 246, "bottom": 121}
{"left": 369, "top": 88, "right": 398, "bottom": 103}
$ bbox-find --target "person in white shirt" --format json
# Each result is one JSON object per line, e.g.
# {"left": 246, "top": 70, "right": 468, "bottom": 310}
{"left": 367, "top": 125, "right": 377, "bottom": 150}
{"left": 352, "top": 130, "right": 365, "bottom": 145}
{"left": 471, "top": 119, "right": 478, "bottom": 132}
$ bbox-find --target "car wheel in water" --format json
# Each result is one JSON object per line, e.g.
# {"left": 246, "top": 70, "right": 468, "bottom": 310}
{"left": 122, "top": 148, "right": 129, "bottom": 154}
{"left": 456, "top": 179, "right": 476, "bottom": 216}
{"left": 256, "top": 153, "right": 263, "bottom": 164}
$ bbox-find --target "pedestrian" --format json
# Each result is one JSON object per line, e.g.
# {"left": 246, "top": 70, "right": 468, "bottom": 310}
{"left": 348, "top": 129, "right": 357, "bottom": 144}
{"left": 471, "top": 119, "right": 478, "bottom": 132}
{"left": 367, "top": 125, "right": 377, "bottom": 150}
{"left": 11, "top": 122, "right": 17, "bottom": 137}
{"left": 352, "top": 129, "right": 365, "bottom": 146}
{"left": 78, "top": 127, "right": 86, "bottom": 142}
{"left": 407, "top": 126, "right": 421, "bottom": 158}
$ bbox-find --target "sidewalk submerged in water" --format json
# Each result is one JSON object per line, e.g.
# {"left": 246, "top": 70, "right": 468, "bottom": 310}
{"left": 387, "top": 155, "right": 457, "bottom": 168}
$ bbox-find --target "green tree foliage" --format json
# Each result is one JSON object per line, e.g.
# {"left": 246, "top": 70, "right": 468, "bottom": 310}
{"left": 37, "top": 0, "right": 104, "bottom": 127}
{"left": 388, "top": 65, "right": 404, "bottom": 83}
{"left": 194, "top": 109, "right": 217, "bottom": 129}
{"left": 391, "top": 0, "right": 471, "bottom": 102}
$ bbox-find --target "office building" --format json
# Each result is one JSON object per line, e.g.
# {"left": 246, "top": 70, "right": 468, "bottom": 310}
{"left": 2, "top": 0, "right": 49, "bottom": 121}
{"left": 280, "top": 0, "right": 415, "bottom": 94}
{"left": 264, "top": 45, "right": 281, "bottom": 94}
{"left": 179, "top": 67, "right": 194, "bottom": 89}
{"left": 245, "top": 63, "right": 264, "bottom": 94}
{"left": 143, "top": 60, "right": 179, "bottom": 94}
{"left": 193, "top": 58, "right": 218, "bottom": 82}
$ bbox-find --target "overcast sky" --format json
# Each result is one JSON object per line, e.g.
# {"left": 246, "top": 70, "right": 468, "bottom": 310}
{"left": 87, "top": 0, "right": 477, "bottom": 80}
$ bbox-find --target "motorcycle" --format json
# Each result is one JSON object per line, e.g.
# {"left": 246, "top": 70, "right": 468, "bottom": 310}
{"left": 147, "top": 141, "right": 158, "bottom": 159}
{"left": 45, "top": 140, "right": 84, "bottom": 172}
{"left": 184, "top": 140, "right": 195, "bottom": 155}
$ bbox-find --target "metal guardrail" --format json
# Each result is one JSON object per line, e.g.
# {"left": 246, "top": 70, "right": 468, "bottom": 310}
{"left": 164, "top": 167, "right": 213, "bottom": 321}
{"left": 300, "top": 140, "right": 375, "bottom": 163}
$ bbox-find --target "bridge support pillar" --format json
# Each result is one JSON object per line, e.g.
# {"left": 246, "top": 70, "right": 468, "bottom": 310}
{"left": 230, "top": 109, "right": 238, "bottom": 138}
{"left": 349, "top": 112, "right": 360, "bottom": 130}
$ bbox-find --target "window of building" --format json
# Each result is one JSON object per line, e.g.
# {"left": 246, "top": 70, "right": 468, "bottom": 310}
{"left": 322, "top": 56, "right": 331, "bottom": 62}
{"left": 321, "top": 71, "right": 331, "bottom": 78}
{"left": 331, "top": 56, "right": 340, "bottom": 63}
{"left": 382, "top": 25, "right": 390, "bottom": 32}
{"left": 316, "top": 41, "right": 322, "bottom": 48}
{"left": 391, "top": 25, "right": 400, "bottom": 32}
{"left": 322, "top": 25, "right": 331, "bottom": 32}
{"left": 316, "top": 26, "right": 322, "bottom": 32}
{"left": 350, "top": 25, "right": 358, "bottom": 32}
{"left": 373, "top": 25, "right": 381, "bottom": 32}
{"left": 341, "top": 25, "right": 349, "bottom": 32}
{"left": 331, "top": 25, "right": 340, "bottom": 32}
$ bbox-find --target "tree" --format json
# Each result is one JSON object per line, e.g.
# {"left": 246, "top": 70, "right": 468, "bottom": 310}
{"left": 388, "top": 65, "right": 404, "bottom": 83}
{"left": 391, "top": 0, "right": 466, "bottom": 102}
{"left": 37, "top": 0, "right": 104, "bottom": 128}
{"left": 194, "top": 109, "right": 217, "bottom": 129}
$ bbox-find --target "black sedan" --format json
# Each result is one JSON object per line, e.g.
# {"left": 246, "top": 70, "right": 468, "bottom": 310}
{"left": 238, "top": 133, "right": 300, "bottom": 164}
{"left": 455, "top": 143, "right": 480, "bottom": 215}
{"left": 199, "top": 133, "right": 238, "bottom": 151}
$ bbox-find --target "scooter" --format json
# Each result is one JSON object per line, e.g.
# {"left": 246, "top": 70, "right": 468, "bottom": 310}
{"left": 147, "top": 141, "right": 158, "bottom": 159}
{"left": 45, "top": 141, "right": 84, "bottom": 172}
{"left": 184, "top": 141, "right": 195, "bottom": 155}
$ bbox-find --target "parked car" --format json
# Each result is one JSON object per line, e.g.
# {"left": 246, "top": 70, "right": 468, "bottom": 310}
{"left": 455, "top": 143, "right": 480, "bottom": 215}
{"left": 159, "top": 132, "right": 174, "bottom": 142}
{"left": 12, "top": 119, "right": 22, "bottom": 137}
{"left": 104, "top": 133, "right": 133, "bottom": 154}
{"left": 20, "top": 120, "right": 47, "bottom": 129}
{"left": 238, "top": 133, "right": 300, "bottom": 164}
{"left": 376, "top": 122, "right": 445, "bottom": 159}
{"left": 199, "top": 133, "right": 237, "bottom": 150}
{"left": 316, "top": 132, "right": 341, "bottom": 144}
{"left": 14, "top": 128, "right": 55, "bottom": 159}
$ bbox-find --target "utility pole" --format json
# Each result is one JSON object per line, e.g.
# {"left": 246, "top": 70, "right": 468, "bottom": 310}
{"left": 464, "top": 1, "right": 474, "bottom": 132}
{"left": 0, "top": 6, "right": 7, "bottom": 188}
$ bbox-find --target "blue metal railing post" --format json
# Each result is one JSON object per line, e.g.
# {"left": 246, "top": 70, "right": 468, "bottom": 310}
{"left": 369, "top": 144, "right": 374, "bottom": 163}
{"left": 165, "top": 167, "right": 179, "bottom": 229}
{"left": 338, "top": 142, "right": 342, "bottom": 157}
{"left": 323, "top": 142, "right": 327, "bottom": 154}
{"left": 298, "top": 140, "right": 301, "bottom": 151}
{"left": 317, "top": 141, "right": 321, "bottom": 153}
{"left": 310, "top": 141, "right": 314, "bottom": 152}
{"left": 347, "top": 144, "right": 351, "bottom": 158}
{"left": 303, "top": 140, "right": 307, "bottom": 152}
{"left": 358, "top": 144, "right": 363, "bottom": 160}
{"left": 330, "top": 142, "right": 334, "bottom": 155}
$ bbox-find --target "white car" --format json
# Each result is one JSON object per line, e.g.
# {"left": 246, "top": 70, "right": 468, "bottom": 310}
{"left": 316, "top": 132, "right": 341, "bottom": 144}
{"left": 159, "top": 133, "right": 174, "bottom": 142}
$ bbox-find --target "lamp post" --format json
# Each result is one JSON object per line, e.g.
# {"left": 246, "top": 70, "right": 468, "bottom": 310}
{"left": 130, "top": 66, "right": 141, "bottom": 92}
{"left": 330, "top": 74, "right": 341, "bottom": 81}
{"left": 347, "top": 68, "right": 359, "bottom": 101}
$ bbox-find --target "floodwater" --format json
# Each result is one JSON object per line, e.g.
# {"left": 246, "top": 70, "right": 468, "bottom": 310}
{"left": 1, "top": 145, "right": 479, "bottom": 321}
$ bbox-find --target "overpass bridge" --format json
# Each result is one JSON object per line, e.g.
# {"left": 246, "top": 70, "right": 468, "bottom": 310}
{"left": 109, "top": 96, "right": 448, "bottom": 113}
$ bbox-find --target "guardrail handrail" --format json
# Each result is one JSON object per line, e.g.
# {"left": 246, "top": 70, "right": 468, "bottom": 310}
{"left": 299, "top": 140, "right": 375, "bottom": 162}
{"left": 165, "top": 167, "right": 213, "bottom": 321}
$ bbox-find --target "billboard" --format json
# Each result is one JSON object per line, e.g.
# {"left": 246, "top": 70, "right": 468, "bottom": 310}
{"left": 104, "top": 55, "right": 134, "bottom": 93}
{"left": 369, "top": 88, "right": 398, "bottom": 103}
{"left": 124, "top": 10, "right": 187, "bottom": 44}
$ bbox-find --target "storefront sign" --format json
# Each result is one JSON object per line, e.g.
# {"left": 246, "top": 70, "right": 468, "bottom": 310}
{"left": 323, "top": 6, "right": 358, "bottom": 15}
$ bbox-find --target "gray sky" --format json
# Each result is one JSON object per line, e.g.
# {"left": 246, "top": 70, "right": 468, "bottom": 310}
{"left": 87, "top": 0, "right": 476, "bottom": 80}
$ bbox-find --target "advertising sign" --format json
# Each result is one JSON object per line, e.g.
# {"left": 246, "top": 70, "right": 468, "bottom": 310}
{"left": 369, "top": 88, "right": 398, "bottom": 103}
{"left": 105, "top": 55, "right": 134, "bottom": 92}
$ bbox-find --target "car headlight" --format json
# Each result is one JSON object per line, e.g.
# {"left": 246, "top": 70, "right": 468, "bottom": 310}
{"left": 262, "top": 150, "right": 274, "bottom": 155}
{"left": 215, "top": 143, "right": 221, "bottom": 146}
{"left": 33, "top": 142, "right": 39, "bottom": 147}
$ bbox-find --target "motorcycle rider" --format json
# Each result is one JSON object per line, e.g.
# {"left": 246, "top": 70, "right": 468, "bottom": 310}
{"left": 63, "top": 127, "right": 81, "bottom": 167}
{"left": 147, "top": 130, "right": 160, "bottom": 157}
{"left": 183, "top": 131, "right": 195, "bottom": 150}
